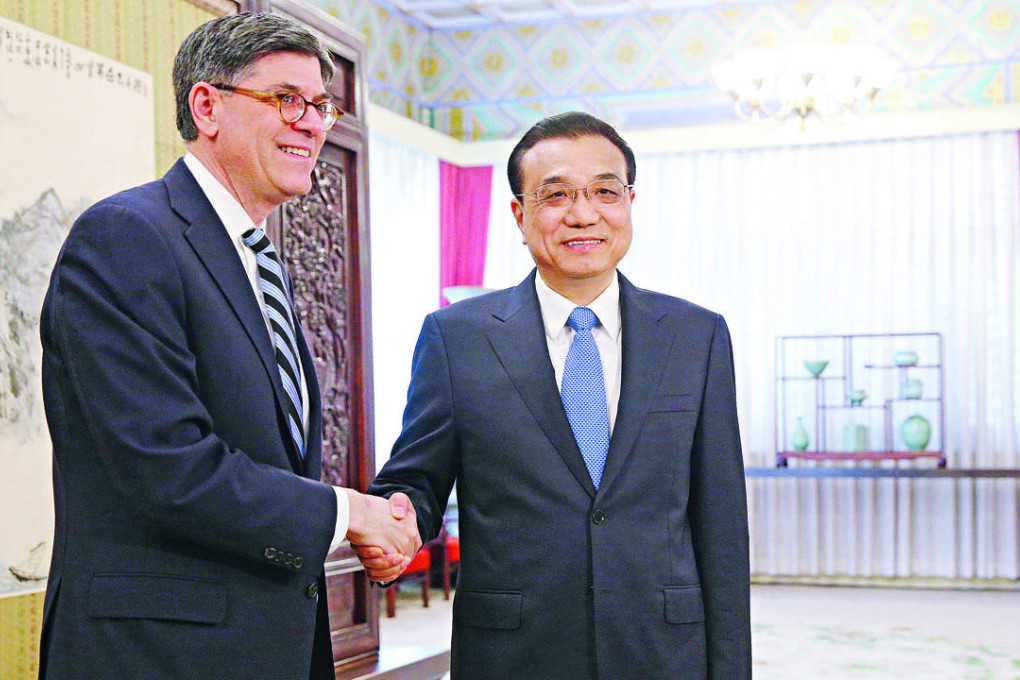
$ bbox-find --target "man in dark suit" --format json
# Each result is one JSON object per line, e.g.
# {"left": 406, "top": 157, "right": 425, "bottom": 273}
{"left": 38, "top": 13, "right": 419, "bottom": 680}
{"left": 368, "top": 112, "right": 751, "bottom": 679}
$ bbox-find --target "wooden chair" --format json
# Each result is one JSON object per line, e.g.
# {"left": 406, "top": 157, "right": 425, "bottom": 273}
{"left": 429, "top": 524, "right": 460, "bottom": 600}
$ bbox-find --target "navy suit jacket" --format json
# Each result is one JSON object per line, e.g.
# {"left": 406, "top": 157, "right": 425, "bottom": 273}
{"left": 39, "top": 159, "right": 338, "bottom": 679}
{"left": 371, "top": 271, "right": 751, "bottom": 680}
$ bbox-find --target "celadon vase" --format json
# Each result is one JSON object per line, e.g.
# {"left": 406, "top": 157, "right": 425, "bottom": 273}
{"left": 843, "top": 424, "right": 868, "bottom": 452}
{"left": 792, "top": 417, "right": 809, "bottom": 451}
{"left": 903, "top": 378, "right": 923, "bottom": 400}
{"left": 901, "top": 414, "right": 931, "bottom": 451}
{"left": 894, "top": 350, "right": 919, "bottom": 366}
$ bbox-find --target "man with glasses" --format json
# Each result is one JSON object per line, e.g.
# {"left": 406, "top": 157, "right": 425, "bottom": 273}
{"left": 39, "top": 13, "right": 419, "bottom": 679}
{"left": 369, "top": 112, "right": 751, "bottom": 679}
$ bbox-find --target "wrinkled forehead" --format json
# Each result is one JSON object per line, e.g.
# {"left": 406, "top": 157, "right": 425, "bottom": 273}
{"left": 520, "top": 134, "right": 628, "bottom": 188}
{"left": 239, "top": 51, "right": 328, "bottom": 95}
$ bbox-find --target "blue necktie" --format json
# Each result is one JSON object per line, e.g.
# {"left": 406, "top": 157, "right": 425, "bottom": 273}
{"left": 242, "top": 227, "right": 305, "bottom": 459}
{"left": 561, "top": 307, "right": 610, "bottom": 489}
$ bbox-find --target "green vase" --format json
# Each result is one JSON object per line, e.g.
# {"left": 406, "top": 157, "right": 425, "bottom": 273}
{"left": 843, "top": 424, "right": 868, "bottom": 452}
{"left": 901, "top": 415, "right": 931, "bottom": 451}
{"left": 903, "top": 378, "right": 923, "bottom": 399}
{"left": 792, "top": 417, "right": 809, "bottom": 451}
{"left": 894, "top": 350, "right": 919, "bottom": 366}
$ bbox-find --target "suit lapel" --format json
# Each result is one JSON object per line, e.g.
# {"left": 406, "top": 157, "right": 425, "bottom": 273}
{"left": 165, "top": 160, "right": 306, "bottom": 472}
{"left": 597, "top": 274, "right": 676, "bottom": 494}
{"left": 487, "top": 272, "right": 598, "bottom": 497}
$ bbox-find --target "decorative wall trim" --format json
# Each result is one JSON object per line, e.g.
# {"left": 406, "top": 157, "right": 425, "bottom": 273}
{"left": 368, "top": 101, "right": 1020, "bottom": 167}
{"left": 0, "top": 591, "right": 44, "bottom": 678}
{"left": 183, "top": 0, "right": 238, "bottom": 15}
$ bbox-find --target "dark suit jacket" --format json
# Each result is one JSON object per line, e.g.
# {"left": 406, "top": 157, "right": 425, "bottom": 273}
{"left": 39, "top": 159, "right": 338, "bottom": 679}
{"left": 370, "top": 271, "right": 751, "bottom": 680}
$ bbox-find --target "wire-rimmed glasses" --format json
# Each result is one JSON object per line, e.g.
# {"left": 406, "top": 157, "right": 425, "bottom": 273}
{"left": 516, "top": 178, "right": 633, "bottom": 210}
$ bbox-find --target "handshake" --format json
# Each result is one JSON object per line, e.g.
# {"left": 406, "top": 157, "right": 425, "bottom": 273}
{"left": 345, "top": 490, "right": 422, "bottom": 582}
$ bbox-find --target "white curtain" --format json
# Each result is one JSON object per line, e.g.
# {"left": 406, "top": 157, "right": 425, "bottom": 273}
{"left": 484, "top": 131, "right": 1020, "bottom": 578}
{"left": 368, "top": 132, "right": 440, "bottom": 471}
{"left": 484, "top": 174, "right": 536, "bottom": 290}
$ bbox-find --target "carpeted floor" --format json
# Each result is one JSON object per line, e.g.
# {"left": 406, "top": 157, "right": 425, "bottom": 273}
{"left": 382, "top": 583, "right": 1020, "bottom": 679}
{"left": 752, "top": 622, "right": 1019, "bottom": 678}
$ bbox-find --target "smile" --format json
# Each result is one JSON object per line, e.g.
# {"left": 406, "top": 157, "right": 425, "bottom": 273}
{"left": 564, "top": 239, "right": 604, "bottom": 247}
{"left": 280, "top": 146, "right": 310, "bottom": 157}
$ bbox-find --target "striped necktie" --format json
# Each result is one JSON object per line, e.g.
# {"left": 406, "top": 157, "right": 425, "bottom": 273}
{"left": 242, "top": 227, "right": 305, "bottom": 458}
{"left": 561, "top": 306, "right": 610, "bottom": 488}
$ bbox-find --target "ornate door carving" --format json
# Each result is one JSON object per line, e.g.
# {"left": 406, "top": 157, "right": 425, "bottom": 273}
{"left": 285, "top": 157, "right": 353, "bottom": 487}
{"left": 243, "top": 0, "right": 378, "bottom": 673}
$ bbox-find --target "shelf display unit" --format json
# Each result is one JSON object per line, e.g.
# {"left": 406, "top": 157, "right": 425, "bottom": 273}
{"left": 775, "top": 332, "right": 945, "bottom": 467}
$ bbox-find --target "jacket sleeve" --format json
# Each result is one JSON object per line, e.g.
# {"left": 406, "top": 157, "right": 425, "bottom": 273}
{"left": 44, "top": 202, "right": 336, "bottom": 573}
{"left": 687, "top": 314, "right": 752, "bottom": 679}
{"left": 368, "top": 313, "right": 459, "bottom": 544}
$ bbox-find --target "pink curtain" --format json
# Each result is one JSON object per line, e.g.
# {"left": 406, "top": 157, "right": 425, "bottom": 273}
{"left": 439, "top": 161, "right": 493, "bottom": 306}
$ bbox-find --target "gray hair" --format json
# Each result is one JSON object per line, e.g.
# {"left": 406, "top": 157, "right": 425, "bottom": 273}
{"left": 173, "top": 12, "right": 334, "bottom": 141}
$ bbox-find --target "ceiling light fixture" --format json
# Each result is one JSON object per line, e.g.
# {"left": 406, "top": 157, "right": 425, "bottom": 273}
{"left": 712, "top": 43, "right": 897, "bottom": 128}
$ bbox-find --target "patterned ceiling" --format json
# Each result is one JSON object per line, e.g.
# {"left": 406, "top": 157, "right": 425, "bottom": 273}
{"left": 387, "top": 0, "right": 734, "bottom": 29}
{"left": 311, "top": 0, "right": 1020, "bottom": 141}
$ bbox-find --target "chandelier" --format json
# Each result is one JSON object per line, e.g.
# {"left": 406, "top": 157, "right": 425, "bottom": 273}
{"left": 712, "top": 43, "right": 897, "bottom": 127}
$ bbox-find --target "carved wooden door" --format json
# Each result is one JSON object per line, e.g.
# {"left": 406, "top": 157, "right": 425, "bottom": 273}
{"left": 243, "top": 0, "right": 379, "bottom": 673}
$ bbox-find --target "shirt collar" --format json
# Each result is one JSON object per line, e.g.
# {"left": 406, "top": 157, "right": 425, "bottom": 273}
{"left": 183, "top": 152, "right": 263, "bottom": 239}
{"left": 535, "top": 271, "right": 622, "bottom": 341}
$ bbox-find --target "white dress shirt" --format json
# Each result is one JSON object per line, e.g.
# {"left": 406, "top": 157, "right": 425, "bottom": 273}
{"left": 183, "top": 154, "right": 349, "bottom": 551}
{"left": 535, "top": 272, "right": 622, "bottom": 434}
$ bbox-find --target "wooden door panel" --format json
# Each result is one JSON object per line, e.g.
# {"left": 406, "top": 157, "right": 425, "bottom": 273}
{"left": 243, "top": 0, "right": 377, "bottom": 673}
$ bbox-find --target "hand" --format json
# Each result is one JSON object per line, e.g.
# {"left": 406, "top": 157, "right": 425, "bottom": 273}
{"left": 351, "top": 494, "right": 421, "bottom": 582}
{"left": 346, "top": 491, "right": 422, "bottom": 582}
{"left": 351, "top": 543, "right": 410, "bottom": 583}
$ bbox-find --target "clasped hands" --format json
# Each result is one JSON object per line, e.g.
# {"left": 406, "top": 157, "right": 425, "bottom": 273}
{"left": 345, "top": 490, "right": 422, "bottom": 582}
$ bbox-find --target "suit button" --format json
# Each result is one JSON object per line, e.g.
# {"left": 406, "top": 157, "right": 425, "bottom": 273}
{"left": 284, "top": 553, "right": 294, "bottom": 565}
{"left": 306, "top": 582, "right": 319, "bottom": 598}
{"left": 264, "top": 547, "right": 277, "bottom": 560}
{"left": 592, "top": 510, "right": 606, "bottom": 525}
{"left": 587, "top": 587, "right": 594, "bottom": 599}
{"left": 294, "top": 556, "right": 304, "bottom": 569}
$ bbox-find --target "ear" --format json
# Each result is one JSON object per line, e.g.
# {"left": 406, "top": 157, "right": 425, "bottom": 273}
{"left": 190, "top": 82, "right": 220, "bottom": 138}
{"left": 511, "top": 199, "right": 526, "bottom": 243}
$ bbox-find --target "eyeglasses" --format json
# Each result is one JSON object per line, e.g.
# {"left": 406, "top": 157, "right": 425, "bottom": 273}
{"left": 516, "top": 179, "right": 633, "bottom": 210}
{"left": 210, "top": 83, "right": 343, "bottom": 130}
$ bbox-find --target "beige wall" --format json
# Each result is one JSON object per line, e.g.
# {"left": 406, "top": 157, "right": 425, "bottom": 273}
{"left": 0, "top": 0, "right": 225, "bottom": 176}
